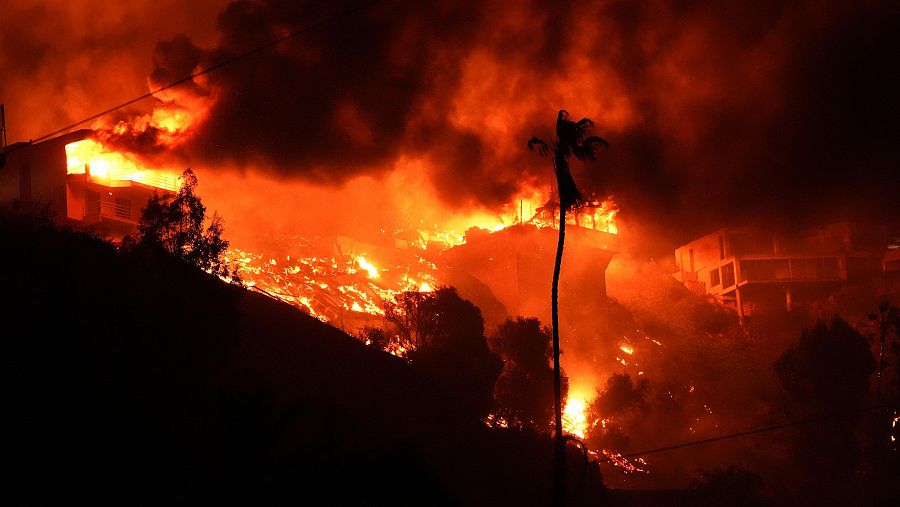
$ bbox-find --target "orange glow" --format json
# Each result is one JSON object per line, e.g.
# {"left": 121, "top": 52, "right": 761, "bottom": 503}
{"left": 411, "top": 186, "right": 618, "bottom": 251}
{"left": 150, "top": 106, "right": 194, "bottom": 135}
{"left": 892, "top": 412, "right": 898, "bottom": 444}
{"left": 226, "top": 188, "right": 618, "bottom": 327}
{"left": 227, "top": 247, "right": 437, "bottom": 321}
{"left": 97, "top": 91, "right": 210, "bottom": 148}
{"left": 221, "top": 181, "right": 619, "bottom": 329}
{"left": 562, "top": 395, "right": 589, "bottom": 439}
{"left": 601, "top": 449, "right": 649, "bottom": 474}
{"left": 357, "top": 256, "right": 380, "bottom": 279}
{"left": 65, "top": 139, "right": 180, "bottom": 191}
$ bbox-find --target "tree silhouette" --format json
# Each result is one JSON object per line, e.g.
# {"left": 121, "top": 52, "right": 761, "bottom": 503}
{"left": 773, "top": 316, "right": 876, "bottom": 503}
{"left": 528, "top": 110, "right": 607, "bottom": 501}
{"left": 131, "top": 168, "right": 240, "bottom": 283}
{"left": 584, "top": 373, "right": 649, "bottom": 452}
{"left": 385, "top": 287, "right": 502, "bottom": 421}
{"left": 690, "top": 466, "right": 766, "bottom": 507}
{"left": 490, "top": 317, "right": 568, "bottom": 432}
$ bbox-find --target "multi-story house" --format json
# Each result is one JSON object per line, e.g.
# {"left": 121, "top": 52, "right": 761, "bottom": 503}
{"left": 0, "top": 129, "right": 178, "bottom": 240}
{"left": 673, "top": 223, "right": 896, "bottom": 322}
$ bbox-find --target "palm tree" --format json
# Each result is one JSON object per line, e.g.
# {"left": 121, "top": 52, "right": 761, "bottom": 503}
{"left": 528, "top": 110, "right": 607, "bottom": 504}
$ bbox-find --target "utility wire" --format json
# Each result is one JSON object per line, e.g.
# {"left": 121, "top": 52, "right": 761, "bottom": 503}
{"left": 31, "top": 0, "right": 386, "bottom": 143}
{"left": 597, "top": 404, "right": 891, "bottom": 464}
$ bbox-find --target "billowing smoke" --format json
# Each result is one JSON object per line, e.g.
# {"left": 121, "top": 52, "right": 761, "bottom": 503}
{"left": 0, "top": 0, "right": 227, "bottom": 141}
{"left": 2, "top": 0, "right": 899, "bottom": 248}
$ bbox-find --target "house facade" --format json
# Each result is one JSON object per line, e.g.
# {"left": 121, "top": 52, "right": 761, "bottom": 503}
{"left": 0, "top": 129, "right": 177, "bottom": 240}
{"left": 673, "top": 223, "right": 897, "bottom": 322}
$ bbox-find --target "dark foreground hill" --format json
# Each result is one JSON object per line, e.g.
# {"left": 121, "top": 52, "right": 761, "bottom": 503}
{"left": 2, "top": 210, "right": 607, "bottom": 505}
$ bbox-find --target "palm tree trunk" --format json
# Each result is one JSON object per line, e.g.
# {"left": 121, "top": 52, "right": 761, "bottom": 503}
{"left": 552, "top": 200, "right": 566, "bottom": 506}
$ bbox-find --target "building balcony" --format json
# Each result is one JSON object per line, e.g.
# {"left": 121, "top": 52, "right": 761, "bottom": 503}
{"left": 736, "top": 255, "right": 845, "bottom": 284}
{"left": 83, "top": 198, "right": 137, "bottom": 225}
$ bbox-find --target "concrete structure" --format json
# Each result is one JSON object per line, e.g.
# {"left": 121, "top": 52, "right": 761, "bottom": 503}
{"left": 443, "top": 223, "right": 619, "bottom": 326}
{"left": 673, "top": 222, "right": 897, "bottom": 322}
{"left": 0, "top": 129, "right": 176, "bottom": 239}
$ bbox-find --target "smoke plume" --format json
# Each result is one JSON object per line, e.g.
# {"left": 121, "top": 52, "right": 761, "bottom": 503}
{"left": 2, "top": 0, "right": 899, "bottom": 247}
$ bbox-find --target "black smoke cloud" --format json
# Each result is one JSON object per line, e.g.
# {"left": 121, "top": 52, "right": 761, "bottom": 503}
{"left": 0, "top": 0, "right": 227, "bottom": 142}
{"left": 151, "top": 1, "right": 486, "bottom": 187}
{"left": 148, "top": 0, "right": 899, "bottom": 244}
{"left": 4, "top": 0, "right": 898, "bottom": 247}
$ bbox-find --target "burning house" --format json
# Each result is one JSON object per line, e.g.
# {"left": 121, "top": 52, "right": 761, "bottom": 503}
{"left": 231, "top": 199, "right": 620, "bottom": 332}
{"left": 444, "top": 217, "right": 619, "bottom": 327}
{"left": 673, "top": 222, "right": 899, "bottom": 321}
{"left": 0, "top": 129, "right": 179, "bottom": 240}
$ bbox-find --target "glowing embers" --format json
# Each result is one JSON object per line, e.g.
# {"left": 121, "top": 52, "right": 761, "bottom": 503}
{"left": 229, "top": 245, "right": 438, "bottom": 323}
{"left": 892, "top": 412, "right": 898, "bottom": 446}
{"left": 600, "top": 449, "right": 649, "bottom": 474}
{"left": 65, "top": 139, "right": 180, "bottom": 191}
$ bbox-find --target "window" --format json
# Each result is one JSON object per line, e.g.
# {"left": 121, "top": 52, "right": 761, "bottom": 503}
{"left": 722, "top": 262, "right": 735, "bottom": 288}
{"left": 710, "top": 268, "right": 721, "bottom": 286}
{"left": 689, "top": 248, "right": 695, "bottom": 272}
{"left": 718, "top": 235, "right": 726, "bottom": 259}
{"left": 741, "top": 259, "right": 791, "bottom": 281}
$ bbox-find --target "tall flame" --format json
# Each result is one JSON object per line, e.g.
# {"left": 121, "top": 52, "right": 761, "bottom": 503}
{"left": 562, "top": 396, "right": 589, "bottom": 439}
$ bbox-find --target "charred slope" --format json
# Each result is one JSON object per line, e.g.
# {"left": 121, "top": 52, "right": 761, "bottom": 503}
{"left": 2, "top": 209, "right": 606, "bottom": 506}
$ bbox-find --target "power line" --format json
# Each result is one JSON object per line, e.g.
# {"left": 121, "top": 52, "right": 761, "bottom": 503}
{"left": 597, "top": 404, "right": 890, "bottom": 464}
{"left": 31, "top": 0, "right": 387, "bottom": 144}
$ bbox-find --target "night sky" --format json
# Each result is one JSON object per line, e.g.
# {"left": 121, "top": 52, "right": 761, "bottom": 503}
{"left": 2, "top": 0, "right": 898, "bottom": 247}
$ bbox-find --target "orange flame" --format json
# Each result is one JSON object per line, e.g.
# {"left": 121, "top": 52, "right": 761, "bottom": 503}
{"left": 65, "top": 139, "right": 181, "bottom": 191}
{"left": 562, "top": 396, "right": 589, "bottom": 439}
{"left": 356, "top": 256, "right": 380, "bottom": 279}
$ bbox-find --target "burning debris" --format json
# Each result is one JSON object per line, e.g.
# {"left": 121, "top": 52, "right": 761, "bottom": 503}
{"left": 226, "top": 240, "right": 438, "bottom": 326}
{"left": 222, "top": 197, "right": 619, "bottom": 328}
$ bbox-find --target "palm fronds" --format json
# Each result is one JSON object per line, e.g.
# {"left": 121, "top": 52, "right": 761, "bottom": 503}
{"left": 571, "top": 135, "right": 609, "bottom": 161}
{"left": 528, "top": 136, "right": 554, "bottom": 156}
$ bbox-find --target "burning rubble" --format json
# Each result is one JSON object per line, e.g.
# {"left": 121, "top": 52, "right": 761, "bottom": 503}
{"left": 222, "top": 195, "right": 619, "bottom": 331}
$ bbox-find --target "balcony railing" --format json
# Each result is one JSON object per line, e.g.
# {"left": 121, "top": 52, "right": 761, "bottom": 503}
{"left": 85, "top": 171, "right": 178, "bottom": 192}
{"left": 83, "top": 200, "right": 135, "bottom": 224}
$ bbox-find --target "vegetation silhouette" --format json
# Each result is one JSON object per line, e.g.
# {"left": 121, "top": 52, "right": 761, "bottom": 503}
{"left": 585, "top": 373, "right": 650, "bottom": 452}
{"left": 689, "top": 465, "right": 766, "bottom": 507}
{"left": 867, "top": 301, "right": 900, "bottom": 401}
{"left": 529, "top": 109, "right": 608, "bottom": 502}
{"left": 774, "top": 316, "right": 877, "bottom": 504}
{"left": 126, "top": 168, "right": 240, "bottom": 283}
{"left": 384, "top": 287, "right": 503, "bottom": 421}
{"left": 490, "top": 317, "right": 568, "bottom": 432}
{"left": 2, "top": 208, "right": 613, "bottom": 505}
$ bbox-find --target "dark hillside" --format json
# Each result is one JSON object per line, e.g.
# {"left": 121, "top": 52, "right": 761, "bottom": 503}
{"left": 2, "top": 209, "right": 606, "bottom": 505}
